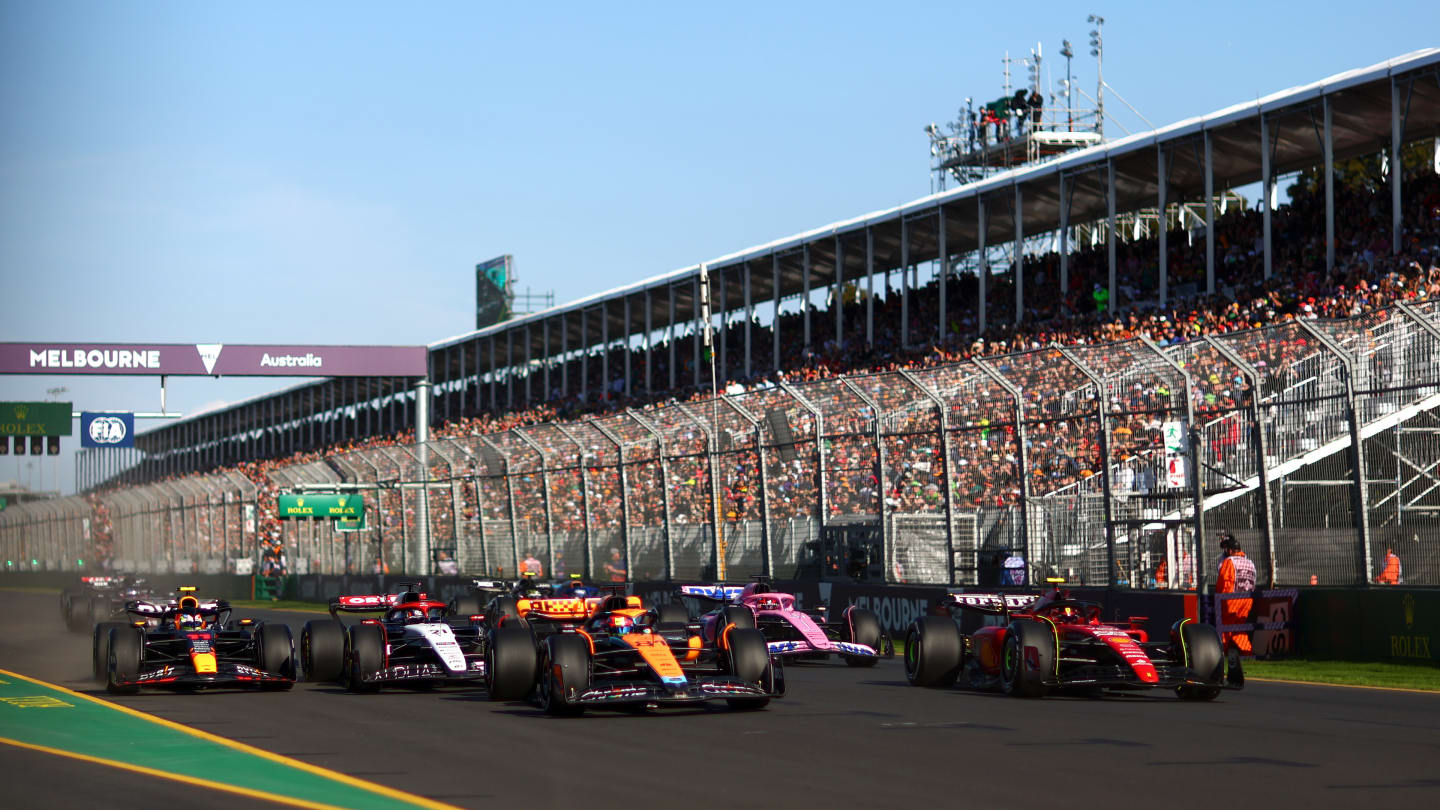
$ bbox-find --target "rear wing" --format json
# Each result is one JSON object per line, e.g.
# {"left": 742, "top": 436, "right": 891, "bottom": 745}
{"left": 939, "top": 592, "right": 1042, "bottom": 618}
{"left": 676, "top": 585, "right": 745, "bottom": 603}
{"left": 124, "top": 599, "right": 230, "bottom": 622}
{"left": 329, "top": 593, "right": 400, "bottom": 620}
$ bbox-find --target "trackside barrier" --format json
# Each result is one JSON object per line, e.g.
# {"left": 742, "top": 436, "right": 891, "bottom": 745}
{"left": 1202, "top": 589, "right": 1299, "bottom": 658}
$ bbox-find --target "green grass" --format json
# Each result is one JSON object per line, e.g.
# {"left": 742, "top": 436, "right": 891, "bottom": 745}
{"left": 228, "top": 598, "right": 330, "bottom": 614}
{"left": 1245, "top": 658, "right": 1440, "bottom": 692}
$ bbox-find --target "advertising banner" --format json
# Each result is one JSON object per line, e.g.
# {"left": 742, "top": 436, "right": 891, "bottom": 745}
{"left": 0, "top": 343, "right": 427, "bottom": 377}
{"left": 276, "top": 493, "right": 365, "bottom": 519}
{"left": 0, "top": 402, "right": 73, "bottom": 436}
{"left": 81, "top": 412, "right": 135, "bottom": 448}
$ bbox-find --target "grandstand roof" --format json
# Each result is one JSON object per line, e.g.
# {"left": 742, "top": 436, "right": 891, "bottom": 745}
{"left": 134, "top": 48, "right": 1440, "bottom": 458}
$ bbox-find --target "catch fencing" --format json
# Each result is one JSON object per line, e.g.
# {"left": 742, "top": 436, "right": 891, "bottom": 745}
{"left": 3, "top": 304, "right": 1437, "bottom": 587}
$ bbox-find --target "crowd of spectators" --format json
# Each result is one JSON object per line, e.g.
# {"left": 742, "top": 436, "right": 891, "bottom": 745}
{"left": 72, "top": 160, "right": 1440, "bottom": 576}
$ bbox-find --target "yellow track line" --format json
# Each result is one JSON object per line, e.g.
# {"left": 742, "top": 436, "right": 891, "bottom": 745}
{"left": 1247, "top": 676, "right": 1440, "bottom": 695}
{"left": 0, "top": 668, "right": 462, "bottom": 810}
{"left": 0, "top": 736, "right": 346, "bottom": 810}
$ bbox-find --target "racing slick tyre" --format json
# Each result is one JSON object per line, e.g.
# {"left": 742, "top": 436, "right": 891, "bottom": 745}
{"left": 904, "top": 616, "right": 963, "bottom": 688}
{"left": 485, "top": 625, "right": 538, "bottom": 701}
{"left": 1173, "top": 621, "right": 1224, "bottom": 701}
{"left": 719, "top": 605, "right": 755, "bottom": 640}
{"left": 344, "top": 623, "right": 386, "bottom": 693}
{"left": 487, "top": 596, "right": 523, "bottom": 629}
{"left": 301, "top": 620, "right": 346, "bottom": 682}
{"left": 538, "top": 633, "right": 590, "bottom": 716}
{"left": 106, "top": 626, "right": 143, "bottom": 695}
{"left": 93, "top": 621, "right": 128, "bottom": 682}
{"left": 449, "top": 593, "right": 484, "bottom": 618}
{"left": 724, "top": 627, "right": 772, "bottom": 710}
{"left": 256, "top": 623, "right": 296, "bottom": 688}
{"left": 842, "top": 607, "right": 883, "bottom": 668}
{"left": 1001, "top": 619, "right": 1055, "bottom": 698}
{"left": 656, "top": 601, "right": 690, "bottom": 631}
{"left": 65, "top": 595, "right": 93, "bottom": 633}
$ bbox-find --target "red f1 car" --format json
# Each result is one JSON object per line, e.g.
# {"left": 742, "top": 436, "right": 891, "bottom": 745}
{"left": 904, "top": 589, "right": 1242, "bottom": 700}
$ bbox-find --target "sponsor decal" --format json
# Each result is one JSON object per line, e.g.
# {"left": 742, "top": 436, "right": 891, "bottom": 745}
{"left": 195, "top": 344, "right": 223, "bottom": 374}
{"left": 767, "top": 641, "right": 805, "bottom": 654}
{"left": 834, "top": 641, "right": 874, "bottom": 656}
{"left": 85, "top": 415, "right": 130, "bottom": 446}
{"left": 29, "top": 348, "right": 160, "bottom": 370}
{"left": 851, "top": 595, "right": 931, "bottom": 635}
{"left": 139, "top": 666, "right": 177, "bottom": 681}
{"left": 259, "top": 352, "right": 323, "bottom": 368}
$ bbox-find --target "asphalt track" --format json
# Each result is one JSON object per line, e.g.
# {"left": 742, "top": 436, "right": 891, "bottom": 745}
{"left": 3, "top": 591, "right": 1438, "bottom": 809}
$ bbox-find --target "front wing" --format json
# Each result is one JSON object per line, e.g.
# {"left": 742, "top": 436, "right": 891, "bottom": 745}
{"left": 575, "top": 674, "right": 780, "bottom": 707}
{"left": 117, "top": 661, "right": 293, "bottom": 689}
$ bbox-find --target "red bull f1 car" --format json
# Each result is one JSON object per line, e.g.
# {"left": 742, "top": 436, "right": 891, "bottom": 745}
{"left": 485, "top": 592, "right": 784, "bottom": 715}
{"left": 676, "top": 579, "right": 893, "bottom": 666}
{"left": 301, "top": 583, "right": 488, "bottom": 691}
{"left": 904, "top": 589, "right": 1242, "bottom": 700}
{"left": 100, "top": 587, "right": 296, "bottom": 693}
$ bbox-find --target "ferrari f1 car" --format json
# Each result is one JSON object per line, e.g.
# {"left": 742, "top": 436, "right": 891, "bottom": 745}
{"left": 99, "top": 587, "right": 296, "bottom": 693}
{"left": 904, "top": 589, "right": 1242, "bottom": 700}
{"left": 676, "top": 578, "right": 893, "bottom": 666}
{"left": 485, "top": 592, "right": 784, "bottom": 715}
{"left": 301, "top": 583, "right": 487, "bottom": 691}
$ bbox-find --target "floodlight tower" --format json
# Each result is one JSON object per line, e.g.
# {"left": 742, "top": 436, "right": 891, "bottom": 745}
{"left": 1060, "top": 39, "right": 1075, "bottom": 131}
{"left": 1088, "top": 14, "right": 1105, "bottom": 138}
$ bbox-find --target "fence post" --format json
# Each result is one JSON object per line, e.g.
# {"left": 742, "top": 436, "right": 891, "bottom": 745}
{"left": 626, "top": 410, "right": 667, "bottom": 581}
{"left": 779, "top": 381, "right": 827, "bottom": 527}
{"left": 1297, "top": 320, "right": 1373, "bottom": 583}
{"left": 586, "top": 418, "right": 628, "bottom": 582}
{"left": 839, "top": 379, "right": 886, "bottom": 580}
{"left": 899, "top": 368, "right": 956, "bottom": 585}
{"left": 1205, "top": 337, "right": 1277, "bottom": 587}
{"left": 975, "top": 358, "right": 1032, "bottom": 584}
{"left": 1056, "top": 345, "right": 1118, "bottom": 587}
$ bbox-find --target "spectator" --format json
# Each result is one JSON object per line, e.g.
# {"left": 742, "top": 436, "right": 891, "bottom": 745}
{"left": 603, "top": 547, "right": 627, "bottom": 582}
{"left": 520, "top": 550, "right": 543, "bottom": 578}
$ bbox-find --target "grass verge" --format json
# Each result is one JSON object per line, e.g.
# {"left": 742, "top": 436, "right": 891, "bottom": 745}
{"left": 1245, "top": 658, "right": 1440, "bottom": 692}
{"left": 227, "top": 599, "right": 330, "bottom": 614}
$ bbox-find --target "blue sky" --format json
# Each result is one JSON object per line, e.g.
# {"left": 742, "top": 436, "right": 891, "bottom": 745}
{"left": 2, "top": 1, "right": 1436, "bottom": 494}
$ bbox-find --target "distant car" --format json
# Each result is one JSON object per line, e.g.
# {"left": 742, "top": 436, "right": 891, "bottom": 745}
{"left": 302, "top": 584, "right": 487, "bottom": 691}
{"left": 904, "top": 588, "right": 1242, "bottom": 700}
{"left": 675, "top": 579, "right": 893, "bottom": 666}
{"left": 485, "top": 592, "right": 783, "bottom": 715}
{"left": 99, "top": 587, "right": 295, "bottom": 693}
{"left": 63, "top": 576, "right": 160, "bottom": 633}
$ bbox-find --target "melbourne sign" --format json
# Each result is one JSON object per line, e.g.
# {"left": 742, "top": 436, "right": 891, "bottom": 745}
{"left": 277, "top": 493, "right": 365, "bottom": 519}
{"left": 0, "top": 344, "right": 427, "bottom": 377}
{"left": 0, "top": 402, "right": 73, "bottom": 436}
{"left": 81, "top": 412, "right": 135, "bottom": 448}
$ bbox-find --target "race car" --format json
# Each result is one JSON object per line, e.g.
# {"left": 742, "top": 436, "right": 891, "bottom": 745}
{"left": 63, "top": 576, "right": 157, "bottom": 633}
{"left": 675, "top": 578, "right": 892, "bottom": 666}
{"left": 485, "top": 592, "right": 783, "bottom": 715}
{"left": 904, "top": 588, "right": 1242, "bottom": 700}
{"left": 301, "top": 584, "right": 488, "bottom": 691}
{"left": 99, "top": 587, "right": 296, "bottom": 693}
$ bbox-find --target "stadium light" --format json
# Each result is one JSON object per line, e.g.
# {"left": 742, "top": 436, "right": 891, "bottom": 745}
{"left": 1087, "top": 14, "right": 1105, "bottom": 137}
{"left": 1060, "top": 40, "right": 1075, "bottom": 130}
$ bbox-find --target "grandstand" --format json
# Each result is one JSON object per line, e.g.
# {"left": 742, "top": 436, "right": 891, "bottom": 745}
{"left": 4, "top": 50, "right": 1439, "bottom": 590}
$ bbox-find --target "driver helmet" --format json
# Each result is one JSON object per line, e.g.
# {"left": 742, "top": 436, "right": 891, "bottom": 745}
{"left": 757, "top": 596, "right": 782, "bottom": 610}
{"left": 404, "top": 607, "right": 426, "bottom": 624}
{"left": 176, "top": 612, "right": 206, "bottom": 630}
{"left": 607, "top": 614, "right": 634, "bottom": 635}
{"left": 1058, "top": 605, "right": 1082, "bottom": 623}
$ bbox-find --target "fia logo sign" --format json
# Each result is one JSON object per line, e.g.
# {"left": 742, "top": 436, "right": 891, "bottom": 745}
{"left": 88, "top": 416, "right": 128, "bottom": 444}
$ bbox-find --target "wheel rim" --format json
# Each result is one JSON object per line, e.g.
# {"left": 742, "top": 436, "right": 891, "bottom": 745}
{"left": 904, "top": 631, "right": 919, "bottom": 677}
{"left": 1003, "top": 637, "right": 1018, "bottom": 683}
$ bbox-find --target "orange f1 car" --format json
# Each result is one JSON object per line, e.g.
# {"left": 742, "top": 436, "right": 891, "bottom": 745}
{"left": 484, "top": 591, "right": 783, "bottom": 715}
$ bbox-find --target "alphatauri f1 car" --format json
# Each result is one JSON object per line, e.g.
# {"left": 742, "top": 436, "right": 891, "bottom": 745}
{"left": 99, "top": 587, "right": 296, "bottom": 693}
{"left": 485, "top": 592, "right": 784, "bottom": 715}
{"left": 904, "top": 589, "right": 1242, "bottom": 699}
{"left": 301, "top": 584, "right": 487, "bottom": 691}
{"left": 677, "top": 578, "right": 893, "bottom": 666}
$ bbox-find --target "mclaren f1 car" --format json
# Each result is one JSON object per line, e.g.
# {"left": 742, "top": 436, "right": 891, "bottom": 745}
{"left": 99, "top": 587, "right": 296, "bottom": 693}
{"left": 904, "top": 589, "right": 1242, "bottom": 699}
{"left": 484, "top": 592, "right": 784, "bottom": 715}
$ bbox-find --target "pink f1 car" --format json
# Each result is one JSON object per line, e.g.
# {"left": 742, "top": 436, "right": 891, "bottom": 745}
{"left": 675, "top": 578, "right": 893, "bottom": 666}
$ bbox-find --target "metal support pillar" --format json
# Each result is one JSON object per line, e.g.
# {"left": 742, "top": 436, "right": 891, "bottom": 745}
{"left": 668, "top": 285, "right": 677, "bottom": 391}
{"left": 1324, "top": 95, "right": 1335, "bottom": 272}
{"left": 1204, "top": 131, "right": 1215, "bottom": 296}
{"left": 1260, "top": 115, "right": 1273, "bottom": 280}
{"left": 834, "top": 236, "right": 845, "bottom": 347}
{"left": 802, "top": 245, "right": 812, "bottom": 351}
{"left": 624, "top": 295, "right": 632, "bottom": 399}
{"left": 693, "top": 275, "right": 702, "bottom": 391}
{"left": 542, "top": 320, "right": 551, "bottom": 400}
{"left": 580, "top": 308, "right": 589, "bottom": 401}
{"left": 717, "top": 266, "right": 727, "bottom": 386}
{"left": 865, "top": 228, "right": 875, "bottom": 347}
{"left": 488, "top": 337, "right": 497, "bottom": 413}
{"left": 524, "top": 325, "right": 533, "bottom": 405}
{"left": 936, "top": 207, "right": 947, "bottom": 342}
{"left": 1014, "top": 184, "right": 1024, "bottom": 327}
{"left": 900, "top": 219, "right": 909, "bottom": 347}
{"left": 978, "top": 197, "right": 988, "bottom": 334}
{"left": 505, "top": 328, "right": 514, "bottom": 411}
{"left": 560, "top": 312, "right": 568, "bottom": 397}
{"left": 602, "top": 301, "right": 611, "bottom": 399}
{"left": 645, "top": 289, "right": 653, "bottom": 397}
{"left": 1107, "top": 159, "right": 1118, "bottom": 310}
{"left": 1391, "top": 77, "right": 1403, "bottom": 255}
{"left": 743, "top": 264, "right": 752, "bottom": 379}
{"left": 1158, "top": 147, "right": 1169, "bottom": 306}
{"left": 772, "top": 253, "right": 781, "bottom": 372}
{"left": 1059, "top": 174, "right": 1069, "bottom": 311}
